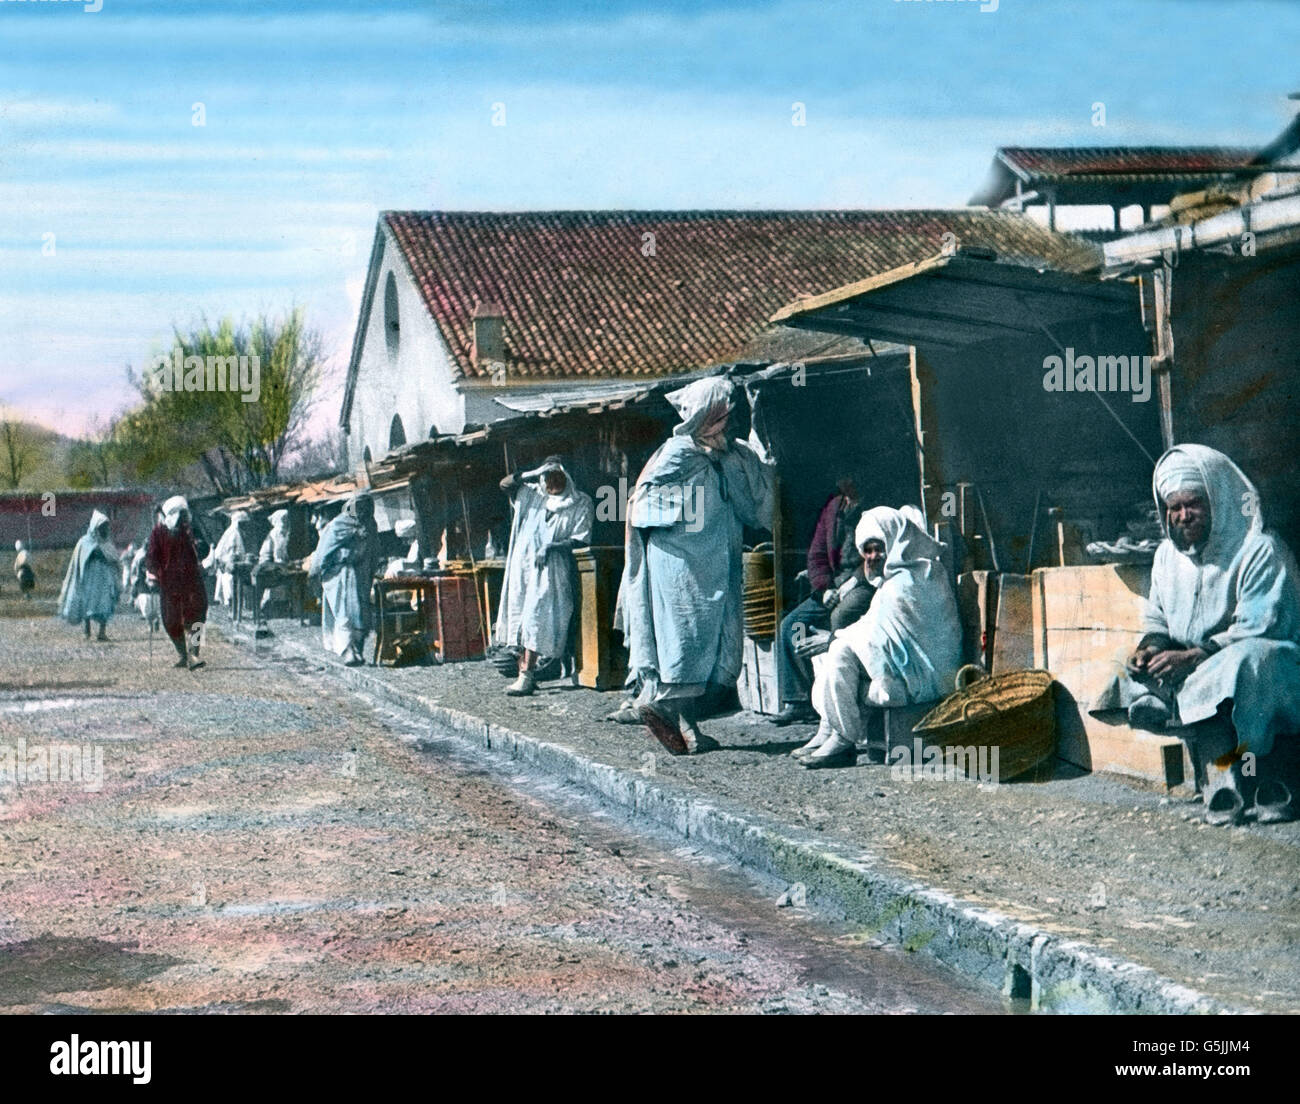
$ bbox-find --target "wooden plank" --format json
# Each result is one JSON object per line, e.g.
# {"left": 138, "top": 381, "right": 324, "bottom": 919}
{"left": 990, "top": 573, "right": 1034, "bottom": 673}
{"left": 1034, "top": 563, "right": 1182, "bottom": 787}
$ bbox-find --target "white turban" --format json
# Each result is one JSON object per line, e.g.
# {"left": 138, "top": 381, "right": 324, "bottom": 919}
{"left": 161, "top": 496, "right": 189, "bottom": 531}
{"left": 394, "top": 519, "right": 417, "bottom": 540}
{"left": 1154, "top": 450, "right": 1207, "bottom": 503}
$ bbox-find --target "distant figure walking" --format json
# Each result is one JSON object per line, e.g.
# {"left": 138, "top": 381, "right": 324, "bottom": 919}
{"left": 309, "top": 493, "right": 377, "bottom": 666}
{"left": 13, "top": 540, "right": 36, "bottom": 598}
{"left": 146, "top": 496, "right": 209, "bottom": 670}
{"left": 58, "top": 510, "right": 121, "bottom": 641}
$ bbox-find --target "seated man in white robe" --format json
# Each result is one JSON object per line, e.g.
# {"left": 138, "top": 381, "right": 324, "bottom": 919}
{"left": 496, "top": 457, "right": 594, "bottom": 696}
{"left": 1091, "top": 444, "right": 1300, "bottom": 824}
{"left": 796, "top": 505, "right": 964, "bottom": 770}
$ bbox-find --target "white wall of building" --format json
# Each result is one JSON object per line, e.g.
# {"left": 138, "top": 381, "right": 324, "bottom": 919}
{"left": 344, "top": 226, "right": 466, "bottom": 468}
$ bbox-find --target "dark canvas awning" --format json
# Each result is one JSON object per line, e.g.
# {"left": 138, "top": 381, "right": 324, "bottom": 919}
{"left": 769, "top": 251, "right": 1137, "bottom": 348}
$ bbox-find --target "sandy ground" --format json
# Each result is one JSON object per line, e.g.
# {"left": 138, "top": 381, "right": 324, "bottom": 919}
{"left": 223, "top": 619, "right": 1300, "bottom": 1014}
{"left": 0, "top": 610, "right": 1003, "bottom": 1014}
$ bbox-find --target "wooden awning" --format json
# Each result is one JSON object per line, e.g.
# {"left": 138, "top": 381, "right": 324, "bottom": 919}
{"left": 769, "top": 251, "right": 1136, "bottom": 349}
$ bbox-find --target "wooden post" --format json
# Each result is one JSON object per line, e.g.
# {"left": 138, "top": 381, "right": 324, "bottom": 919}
{"left": 909, "top": 347, "right": 944, "bottom": 524}
{"left": 1152, "top": 265, "right": 1176, "bottom": 449}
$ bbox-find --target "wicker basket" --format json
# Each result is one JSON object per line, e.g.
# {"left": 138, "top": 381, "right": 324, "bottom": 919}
{"left": 912, "top": 666, "right": 1057, "bottom": 782}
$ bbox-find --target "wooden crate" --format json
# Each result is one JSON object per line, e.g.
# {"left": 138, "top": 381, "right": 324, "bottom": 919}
{"left": 432, "top": 575, "right": 484, "bottom": 662}
{"left": 1032, "top": 564, "right": 1186, "bottom": 786}
{"left": 574, "top": 546, "right": 628, "bottom": 690}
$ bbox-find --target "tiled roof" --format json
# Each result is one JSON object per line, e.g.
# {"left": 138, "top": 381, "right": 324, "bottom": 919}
{"left": 381, "top": 210, "right": 1097, "bottom": 380}
{"left": 998, "top": 147, "right": 1257, "bottom": 179}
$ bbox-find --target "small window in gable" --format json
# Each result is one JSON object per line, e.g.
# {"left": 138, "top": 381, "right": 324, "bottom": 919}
{"left": 384, "top": 271, "right": 400, "bottom": 364}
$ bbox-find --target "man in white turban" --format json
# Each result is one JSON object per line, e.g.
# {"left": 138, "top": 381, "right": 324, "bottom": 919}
{"left": 496, "top": 456, "right": 594, "bottom": 696}
{"left": 146, "top": 496, "right": 208, "bottom": 668}
{"left": 618, "top": 376, "right": 775, "bottom": 754}
{"left": 1092, "top": 444, "right": 1300, "bottom": 823}
{"left": 796, "top": 505, "right": 964, "bottom": 769}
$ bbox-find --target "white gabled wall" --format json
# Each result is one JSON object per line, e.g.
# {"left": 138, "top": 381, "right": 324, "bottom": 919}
{"left": 344, "top": 224, "right": 466, "bottom": 469}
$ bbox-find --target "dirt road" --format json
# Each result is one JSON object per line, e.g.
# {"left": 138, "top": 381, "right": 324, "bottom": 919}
{"left": 0, "top": 613, "right": 1004, "bottom": 1013}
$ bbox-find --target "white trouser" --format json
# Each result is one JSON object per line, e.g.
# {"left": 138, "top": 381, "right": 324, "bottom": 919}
{"left": 811, "top": 637, "right": 868, "bottom": 742}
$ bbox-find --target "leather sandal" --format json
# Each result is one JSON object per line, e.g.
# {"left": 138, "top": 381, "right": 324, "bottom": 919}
{"left": 1254, "top": 780, "right": 1295, "bottom": 824}
{"left": 1204, "top": 785, "right": 1245, "bottom": 826}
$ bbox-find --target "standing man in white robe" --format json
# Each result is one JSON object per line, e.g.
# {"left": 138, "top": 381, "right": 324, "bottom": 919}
{"left": 256, "top": 508, "right": 292, "bottom": 620}
{"left": 496, "top": 457, "right": 594, "bottom": 696}
{"left": 619, "top": 376, "right": 775, "bottom": 755}
{"left": 308, "top": 493, "right": 377, "bottom": 666}
{"left": 1091, "top": 444, "right": 1300, "bottom": 823}
{"left": 798, "top": 505, "right": 964, "bottom": 769}
{"left": 210, "top": 511, "right": 248, "bottom": 610}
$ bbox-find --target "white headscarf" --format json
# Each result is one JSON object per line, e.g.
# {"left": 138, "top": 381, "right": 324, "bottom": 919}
{"left": 667, "top": 377, "right": 734, "bottom": 442}
{"left": 393, "top": 519, "right": 417, "bottom": 541}
{"left": 838, "top": 504, "right": 962, "bottom": 706}
{"left": 161, "top": 496, "right": 189, "bottom": 531}
{"left": 269, "top": 509, "right": 289, "bottom": 531}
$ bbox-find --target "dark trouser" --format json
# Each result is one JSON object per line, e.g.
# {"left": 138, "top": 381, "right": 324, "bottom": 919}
{"left": 777, "top": 587, "right": 876, "bottom": 706}
{"left": 777, "top": 597, "right": 829, "bottom": 706}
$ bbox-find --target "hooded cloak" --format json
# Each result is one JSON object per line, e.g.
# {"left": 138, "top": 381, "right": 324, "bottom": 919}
{"left": 259, "top": 509, "right": 290, "bottom": 564}
{"left": 495, "top": 458, "right": 594, "bottom": 657}
{"left": 618, "top": 377, "right": 776, "bottom": 694}
{"left": 309, "top": 493, "right": 377, "bottom": 657}
{"left": 212, "top": 511, "right": 248, "bottom": 607}
{"left": 1091, "top": 444, "right": 1300, "bottom": 755}
{"left": 833, "top": 505, "right": 963, "bottom": 706}
{"left": 59, "top": 509, "right": 121, "bottom": 624}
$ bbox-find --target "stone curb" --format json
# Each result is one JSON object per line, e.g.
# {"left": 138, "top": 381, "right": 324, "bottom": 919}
{"left": 228, "top": 625, "right": 1244, "bottom": 1014}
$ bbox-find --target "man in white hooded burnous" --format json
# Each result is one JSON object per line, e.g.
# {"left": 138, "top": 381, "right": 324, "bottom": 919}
{"left": 796, "top": 505, "right": 964, "bottom": 769}
{"left": 209, "top": 510, "right": 248, "bottom": 610}
{"left": 1091, "top": 444, "right": 1300, "bottom": 824}
{"left": 59, "top": 509, "right": 121, "bottom": 641}
{"left": 308, "top": 493, "right": 377, "bottom": 666}
{"left": 618, "top": 376, "right": 775, "bottom": 755}
{"left": 496, "top": 456, "right": 594, "bottom": 696}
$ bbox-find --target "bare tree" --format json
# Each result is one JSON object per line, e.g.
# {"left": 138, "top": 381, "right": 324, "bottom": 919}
{"left": 0, "top": 410, "right": 40, "bottom": 489}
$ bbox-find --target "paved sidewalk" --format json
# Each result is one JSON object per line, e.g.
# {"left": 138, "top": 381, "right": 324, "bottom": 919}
{"left": 225, "top": 619, "right": 1300, "bottom": 1013}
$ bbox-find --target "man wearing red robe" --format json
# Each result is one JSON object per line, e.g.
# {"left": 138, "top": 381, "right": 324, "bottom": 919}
{"left": 146, "top": 495, "right": 209, "bottom": 669}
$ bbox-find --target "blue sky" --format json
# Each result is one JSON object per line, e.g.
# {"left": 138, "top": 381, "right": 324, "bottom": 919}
{"left": 1, "top": 0, "right": 1296, "bottom": 437}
